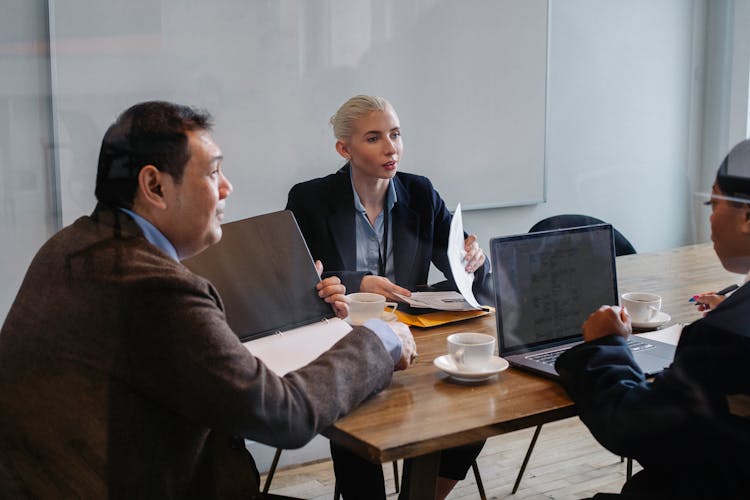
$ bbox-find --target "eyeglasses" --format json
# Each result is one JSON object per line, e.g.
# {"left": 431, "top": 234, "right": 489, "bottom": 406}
{"left": 694, "top": 193, "right": 750, "bottom": 209}
{"left": 695, "top": 192, "right": 750, "bottom": 206}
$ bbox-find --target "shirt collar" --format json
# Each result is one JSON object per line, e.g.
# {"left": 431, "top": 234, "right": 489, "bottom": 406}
{"left": 118, "top": 207, "right": 180, "bottom": 261}
{"left": 348, "top": 166, "right": 397, "bottom": 214}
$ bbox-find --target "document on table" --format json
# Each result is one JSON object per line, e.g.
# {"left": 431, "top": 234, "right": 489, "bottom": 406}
{"left": 396, "top": 291, "right": 479, "bottom": 311}
{"left": 243, "top": 318, "right": 352, "bottom": 376}
{"left": 635, "top": 322, "right": 683, "bottom": 346}
{"left": 395, "top": 204, "right": 482, "bottom": 311}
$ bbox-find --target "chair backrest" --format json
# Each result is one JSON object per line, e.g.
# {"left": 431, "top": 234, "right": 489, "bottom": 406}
{"left": 528, "top": 214, "right": 636, "bottom": 257}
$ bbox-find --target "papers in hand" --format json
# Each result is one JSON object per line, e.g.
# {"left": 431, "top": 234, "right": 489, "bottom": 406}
{"left": 394, "top": 204, "right": 482, "bottom": 312}
{"left": 448, "top": 204, "right": 481, "bottom": 309}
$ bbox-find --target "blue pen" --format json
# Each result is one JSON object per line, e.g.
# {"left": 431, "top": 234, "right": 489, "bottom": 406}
{"left": 689, "top": 283, "right": 739, "bottom": 302}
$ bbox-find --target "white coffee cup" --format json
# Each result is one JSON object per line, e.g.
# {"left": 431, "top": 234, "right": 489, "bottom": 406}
{"left": 621, "top": 292, "right": 662, "bottom": 322}
{"left": 347, "top": 292, "right": 398, "bottom": 326}
{"left": 447, "top": 332, "right": 496, "bottom": 372}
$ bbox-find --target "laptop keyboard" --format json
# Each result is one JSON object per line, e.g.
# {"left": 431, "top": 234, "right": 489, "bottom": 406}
{"left": 525, "top": 338, "right": 655, "bottom": 366}
{"left": 525, "top": 347, "right": 571, "bottom": 366}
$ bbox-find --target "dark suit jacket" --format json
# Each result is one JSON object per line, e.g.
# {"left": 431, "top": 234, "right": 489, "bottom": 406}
{"left": 286, "top": 165, "right": 488, "bottom": 295}
{"left": 556, "top": 282, "right": 750, "bottom": 499}
{"left": 0, "top": 204, "right": 394, "bottom": 499}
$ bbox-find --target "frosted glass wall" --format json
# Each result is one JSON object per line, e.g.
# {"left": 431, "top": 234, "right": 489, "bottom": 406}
{"left": 0, "top": 0, "right": 58, "bottom": 324}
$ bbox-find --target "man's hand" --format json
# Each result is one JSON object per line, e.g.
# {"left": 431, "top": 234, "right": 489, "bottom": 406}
{"left": 314, "top": 260, "right": 349, "bottom": 319}
{"left": 361, "top": 275, "right": 411, "bottom": 302}
{"left": 464, "top": 234, "right": 485, "bottom": 273}
{"left": 582, "top": 306, "right": 632, "bottom": 342}
{"left": 387, "top": 321, "right": 417, "bottom": 371}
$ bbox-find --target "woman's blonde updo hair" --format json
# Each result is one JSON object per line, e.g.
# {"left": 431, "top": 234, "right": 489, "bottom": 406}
{"left": 330, "top": 95, "right": 392, "bottom": 140}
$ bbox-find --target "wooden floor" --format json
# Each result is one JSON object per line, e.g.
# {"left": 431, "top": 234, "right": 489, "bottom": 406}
{"left": 261, "top": 417, "right": 641, "bottom": 499}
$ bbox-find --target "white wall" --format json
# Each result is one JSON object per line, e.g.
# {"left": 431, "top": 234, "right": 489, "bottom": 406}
{"left": 697, "top": 0, "right": 750, "bottom": 242}
{"left": 50, "top": 0, "right": 549, "bottom": 222}
{"left": 459, "top": 0, "right": 707, "bottom": 260}
{"left": 0, "top": 0, "right": 58, "bottom": 325}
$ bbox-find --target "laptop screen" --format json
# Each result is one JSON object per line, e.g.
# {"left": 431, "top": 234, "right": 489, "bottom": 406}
{"left": 490, "top": 224, "right": 618, "bottom": 355}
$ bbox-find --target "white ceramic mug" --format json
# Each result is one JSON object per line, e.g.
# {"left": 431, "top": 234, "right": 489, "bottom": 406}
{"left": 347, "top": 292, "right": 398, "bottom": 326}
{"left": 447, "top": 332, "right": 496, "bottom": 372}
{"left": 621, "top": 292, "right": 662, "bottom": 322}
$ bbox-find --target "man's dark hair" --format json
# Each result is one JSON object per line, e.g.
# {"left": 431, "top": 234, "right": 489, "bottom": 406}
{"left": 95, "top": 101, "right": 213, "bottom": 208}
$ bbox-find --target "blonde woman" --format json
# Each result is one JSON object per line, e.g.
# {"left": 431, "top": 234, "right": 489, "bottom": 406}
{"left": 287, "top": 94, "right": 487, "bottom": 301}
{"left": 286, "top": 95, "right": 487, "bottom": 499}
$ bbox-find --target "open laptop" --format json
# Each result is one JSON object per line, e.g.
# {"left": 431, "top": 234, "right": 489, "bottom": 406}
{"left": 490, "top": 224, "right": 675, "bottom": 378}
{"left": 183, "top": 210, "right": 334, "bottom": 342}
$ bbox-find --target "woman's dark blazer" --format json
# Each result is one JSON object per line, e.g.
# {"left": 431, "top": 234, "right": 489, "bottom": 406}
{"left": 286, "top": 164, "right": 488, "bottom": 295}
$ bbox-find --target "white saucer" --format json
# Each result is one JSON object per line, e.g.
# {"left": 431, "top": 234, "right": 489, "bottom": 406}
{"left": 433, "top": 355, "right": 509, "bottom": 382}
{"left": 346, "top": 312, "right": 398, "bottom": 326}
{"left": 631, "top": 311, "right": 671, "bottom": 330}
{"left": 381, "top": 312, "right": 398, "bottom": 322}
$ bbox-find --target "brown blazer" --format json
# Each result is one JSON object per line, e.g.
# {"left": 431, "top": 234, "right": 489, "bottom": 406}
{"left": 0, "top": 205, "right": 394, "bottom": 499}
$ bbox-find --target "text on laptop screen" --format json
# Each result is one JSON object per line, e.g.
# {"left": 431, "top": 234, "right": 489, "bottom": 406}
{"left": 491, "top": 225, "right": 618, "bottom": 353}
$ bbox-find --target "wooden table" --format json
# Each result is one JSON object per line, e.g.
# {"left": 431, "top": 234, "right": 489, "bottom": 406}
{"left": 616, "top": 243, "right": 740, "bottom": 325}
{"left": 323, "top": 243, "right": 741, "bottom": 498}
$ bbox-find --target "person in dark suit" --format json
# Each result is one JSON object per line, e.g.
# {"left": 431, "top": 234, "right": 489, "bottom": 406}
{"left": 286, "top": 95, "right": 488, "bottom": 302}
{"left": 0, "top": 101, "right": 417, "bottom": 499}
{"left": 555, "top": 139, "right": 750, "bottom": 499}
{"left": 286, "top": 95, "right": 486, "bottom": 500}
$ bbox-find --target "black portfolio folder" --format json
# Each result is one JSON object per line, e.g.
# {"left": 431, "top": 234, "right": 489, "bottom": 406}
{"left": 183, "top": 210, "right": 334, "bottom": 342}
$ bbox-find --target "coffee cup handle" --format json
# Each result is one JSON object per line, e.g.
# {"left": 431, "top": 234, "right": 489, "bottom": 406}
{"left": 648, "top": 306, "right": 659, "bottom": 319}
{"left": 452, "top": 348, "right": 465, "bottom": 368}
{"left": 384, "top": 302, "right": 398, "bottom": 314}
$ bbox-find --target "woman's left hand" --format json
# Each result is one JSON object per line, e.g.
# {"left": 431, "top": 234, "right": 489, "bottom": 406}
{"left": 463, "top": 234, "right": 486, "bottom": 273}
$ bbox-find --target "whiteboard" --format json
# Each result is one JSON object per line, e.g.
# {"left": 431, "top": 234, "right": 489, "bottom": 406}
{"left": 50, "top": 0, "right": 548, "bottom": 225}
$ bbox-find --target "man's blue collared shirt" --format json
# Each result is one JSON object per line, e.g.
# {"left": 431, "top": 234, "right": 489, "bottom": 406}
{"left": 119, "top": 208, "right": 179, "bottom": 262}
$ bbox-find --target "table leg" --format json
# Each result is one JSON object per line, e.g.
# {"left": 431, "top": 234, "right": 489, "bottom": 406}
{"left": 399, "top": 451, "right": 440, "bottom": 500}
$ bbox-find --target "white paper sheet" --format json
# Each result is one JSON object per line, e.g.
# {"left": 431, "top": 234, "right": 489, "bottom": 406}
{"left": 447, "top": 204, "right": 481, "bottom": 309}
{"left": 392, "top": 203, "right": 481, "bottom": 311}
{"left": 243, "top": 318, "right": 353, "bottom": 376}
{"left": 634, "top": 322, "right": 683, "bottom": 346}
{"left": 394, "top": 203, "right": 481, "bottom": 311}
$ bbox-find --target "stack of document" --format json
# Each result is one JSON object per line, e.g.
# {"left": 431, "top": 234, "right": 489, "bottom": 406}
{"left": 395, "top": 291, "right": 479, "bottom": 311}
{"left": 393, "top": 204, "right": 492, "bottom": 327}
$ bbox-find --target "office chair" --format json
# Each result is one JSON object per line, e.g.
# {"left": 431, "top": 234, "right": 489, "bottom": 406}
{"left": 511, "top": 214, "right": 636, "bottom": 494}
{"left": 528, "top": 214, "right": 636, "bottom": 256}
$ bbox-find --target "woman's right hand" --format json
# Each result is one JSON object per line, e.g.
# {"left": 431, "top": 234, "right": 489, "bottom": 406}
{"left": 361, "top": 275, "right": 411, "bottom": 302}
{"left": 693, "top": 292, "right": 726, "bottom": 312}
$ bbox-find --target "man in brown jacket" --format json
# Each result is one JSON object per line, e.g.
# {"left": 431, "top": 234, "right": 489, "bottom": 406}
{"left": 0, "top": 101, "right": 415, "bottom": 499}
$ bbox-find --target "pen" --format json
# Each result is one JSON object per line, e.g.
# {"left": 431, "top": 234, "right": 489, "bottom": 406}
{"left": 689, "top": 283, "right": 739, "bottom": 302}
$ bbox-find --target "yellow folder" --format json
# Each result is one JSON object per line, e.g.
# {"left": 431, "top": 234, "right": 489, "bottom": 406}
{"left": 393, "top": 307, "right": 493, "bottom": 328}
